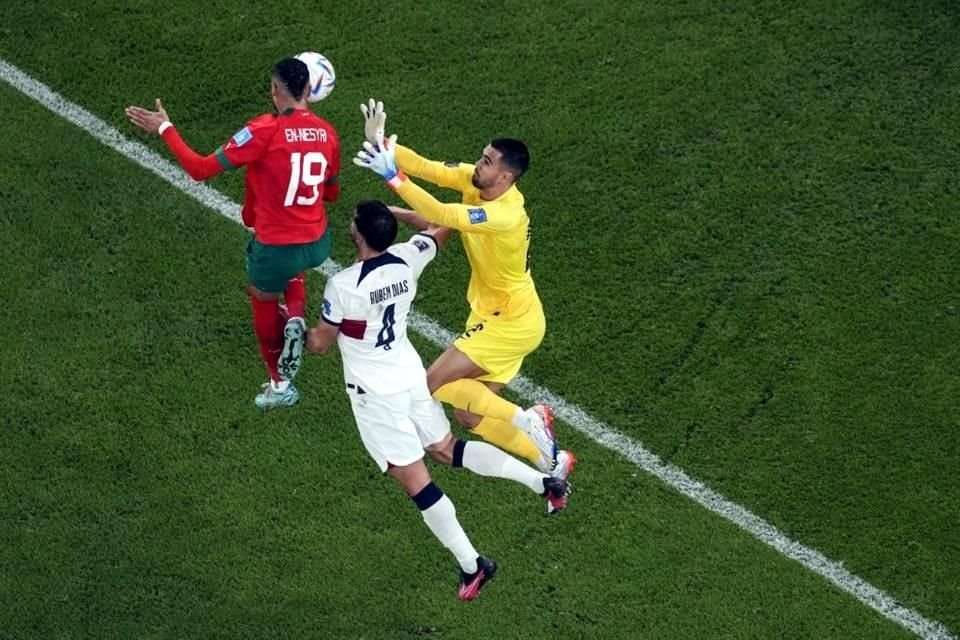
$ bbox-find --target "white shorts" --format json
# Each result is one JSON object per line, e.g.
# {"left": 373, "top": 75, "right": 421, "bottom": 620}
{"left": 348, "top": 380, "right": 451, "bottom": 472}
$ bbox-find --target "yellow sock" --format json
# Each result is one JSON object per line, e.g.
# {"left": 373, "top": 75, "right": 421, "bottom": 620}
{"left": 472, "top": 417, "right": 542, "bottom": 466}
{"left": 433, "top": 379, "right": 519, "bottom": 424}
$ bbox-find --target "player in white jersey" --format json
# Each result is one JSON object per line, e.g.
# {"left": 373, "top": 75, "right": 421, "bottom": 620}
{"left": 305, "top": 200, "right": 569, "bottom": 601}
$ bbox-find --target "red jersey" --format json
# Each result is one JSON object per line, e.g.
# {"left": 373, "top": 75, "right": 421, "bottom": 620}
{"left": 216, "top": 108, "right": 340, "bottom": 245}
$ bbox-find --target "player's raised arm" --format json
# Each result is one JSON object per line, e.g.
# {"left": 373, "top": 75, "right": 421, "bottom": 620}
{"left": 388, "top": 205, "right": 430, "bottom": 231}
{"left": 359, "top": 98, "right": 470, "bottom": 191}
{"left": 355, "top": 135, "right": 512, "bottom": 234}
{"left": 420, "top": 224, "right": 453, "bottom": 250}
{"left": 394, "top": 145, "right": 472, "bottom": 191}
{"left": 389, "top": 208, "right": 454, "bottom": 250}
{"left": 125, "top": 99, "right": 226, "bottom": 182}
{"left": 395, "top": 180, "right": 512, "bottom": 234}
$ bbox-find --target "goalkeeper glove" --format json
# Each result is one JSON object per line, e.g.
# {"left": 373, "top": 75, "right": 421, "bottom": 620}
{"left": 354, "top": 133, "right": 405, "bottom": 187}
{"left": 360, "top": 99, "right": 386, "bottom": 144}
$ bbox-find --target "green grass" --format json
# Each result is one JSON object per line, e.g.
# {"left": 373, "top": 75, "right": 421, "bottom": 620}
{"left": 1, "top": 1, "right": 958, "bottom": 638}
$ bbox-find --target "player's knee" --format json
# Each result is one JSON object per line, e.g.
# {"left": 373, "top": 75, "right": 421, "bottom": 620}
{"left": 426, "top": 447, "right": 452, "bottom": 465}
{"left": 454, "top": 409, "right": 481, "bottom": 430}
{"left": 426, "top": 370, "right": 444, "bottom": 395}
{"left": 425, "top": 434, "right": 455, "bottom": 465}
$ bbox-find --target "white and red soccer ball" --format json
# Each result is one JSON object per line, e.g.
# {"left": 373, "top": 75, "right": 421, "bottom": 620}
{"left": 296, "top": 51, "right": 336, "bottom": 103}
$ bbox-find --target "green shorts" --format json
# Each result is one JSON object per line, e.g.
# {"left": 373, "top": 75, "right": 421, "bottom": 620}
{"left": 246, "top": 229, "right": 332, "bottom": 293}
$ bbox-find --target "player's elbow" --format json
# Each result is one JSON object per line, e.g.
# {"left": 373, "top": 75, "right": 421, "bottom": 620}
{"left": 306, "top": 340, "right": 329, "bottom": 356}
{"left": 430, "top": 226, "right": 453, "bottom": 249}
{"left": 185, "top": 168, "right": 210, "bottom": 182}
{"left": 323, "top": 181, "right": 340, "bottom": 202}
{"left": 183, "top": 157, "right": 223, "bottom": 182}
{"left": 306, "top": 329, "right": 331, "bottom": 355}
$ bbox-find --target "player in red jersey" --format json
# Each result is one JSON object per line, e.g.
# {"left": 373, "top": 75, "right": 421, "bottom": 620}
{"left": 126, "top": 57, "right": 341, "bottom": 410}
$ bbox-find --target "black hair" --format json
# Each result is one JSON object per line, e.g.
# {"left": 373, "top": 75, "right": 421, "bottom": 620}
{"left": 272, "top": 57, "right": 310, "bottom": 101}
{"left": 490, "top": 138, "right": 530, "bottom": 179}
{"left": 354, "top": 200, "right": 398, "bottom": 251}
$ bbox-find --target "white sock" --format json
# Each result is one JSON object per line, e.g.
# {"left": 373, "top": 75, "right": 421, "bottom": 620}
{"left": 462, "top": 441, "right": 548, "bottom": 495}
{"left": 534, "top": 455, "right": 553, "bottom": 474}
{"left": 510, "top": 407, "right": 529, "bottom": 429}
{"left": 421, "top": 495, "right": 478, "bottom": 574}
{"left": 270, "top": 379, "right": 290, "bottom": 392}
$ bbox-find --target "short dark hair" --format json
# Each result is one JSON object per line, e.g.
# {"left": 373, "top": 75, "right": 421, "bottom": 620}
{"left": 354, "top": 200, "right": 398, "bottom": 251}
{"left": 272, "top": 57, "right": 310, "bottom": 101}
{"left": 490, "top": 138, "right": 530, "bottom": 179}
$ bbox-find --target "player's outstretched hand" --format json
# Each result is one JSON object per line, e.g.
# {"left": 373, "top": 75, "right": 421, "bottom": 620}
{"left": 354, "top": 133, "right": 400, "bottom": 180}
{"left": 125, "top": 98, "right": 170, "bottom": 135}
{"left": 360, "top": 99, "right": 386, "bottom": 144}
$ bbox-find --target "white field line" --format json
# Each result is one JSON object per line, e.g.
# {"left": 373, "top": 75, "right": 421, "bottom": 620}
{"left": 1, "top": 57, "right": 953, "bottom": 640}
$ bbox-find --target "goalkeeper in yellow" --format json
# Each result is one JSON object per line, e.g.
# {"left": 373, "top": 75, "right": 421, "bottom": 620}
{"left": 354, "top": 100, "right": 575, "bottom": 512}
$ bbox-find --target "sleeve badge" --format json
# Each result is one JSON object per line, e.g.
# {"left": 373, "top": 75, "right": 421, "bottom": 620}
{"left": 231, "top": 126, "right": 253, "bottom": 147}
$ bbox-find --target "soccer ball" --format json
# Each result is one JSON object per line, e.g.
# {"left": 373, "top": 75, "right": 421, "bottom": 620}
{"left": 296, "top": 51, "right": 336, "bottom": 103}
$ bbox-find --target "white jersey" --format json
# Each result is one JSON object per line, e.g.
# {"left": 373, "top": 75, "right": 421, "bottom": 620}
{"left": 321, "top": 232, "right": 438, "bottom": 395}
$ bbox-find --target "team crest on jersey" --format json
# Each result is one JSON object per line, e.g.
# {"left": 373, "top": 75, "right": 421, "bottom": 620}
{"left": 231, "top": 126, "right": 253, "bottom": 147}
{"left": 412, "top": 239, "right": 430, "bottom": 252}
{"left": 322, "top": 297, "right": 332, "bottom": 317}
{"left": 468, "top": 208, "right": 487, "bottom": 224}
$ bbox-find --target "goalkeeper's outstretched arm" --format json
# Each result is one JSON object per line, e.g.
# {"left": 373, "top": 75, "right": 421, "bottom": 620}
{"left": 395, "top": 145, "right": 470, "bottom": 191}
{"left": 359, "top": 99, "right": 469, "bottom": 191}
{"left": 354, "top": 134, "right": 510, "bottom": 234}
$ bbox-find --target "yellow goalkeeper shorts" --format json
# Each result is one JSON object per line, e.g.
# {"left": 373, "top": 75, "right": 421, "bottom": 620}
{"left": 453, "top": 301, "right": 546, "bottom": 384}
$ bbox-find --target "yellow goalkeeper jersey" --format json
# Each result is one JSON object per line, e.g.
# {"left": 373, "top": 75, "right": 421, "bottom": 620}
{"left": 394, "top": 145, "right": 540, "bottom": 318}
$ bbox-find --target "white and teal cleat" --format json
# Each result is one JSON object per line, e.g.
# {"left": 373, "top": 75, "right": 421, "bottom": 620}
{"left": 254, "top": 381, "right": 300, "bottom": 411}
{"left": 278, "top": 317, "right": 306, "bottom": 381}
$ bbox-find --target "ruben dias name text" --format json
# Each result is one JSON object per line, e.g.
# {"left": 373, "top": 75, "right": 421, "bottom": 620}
{"left": 370, "top": 280, "right": 409, "bottom": 304}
